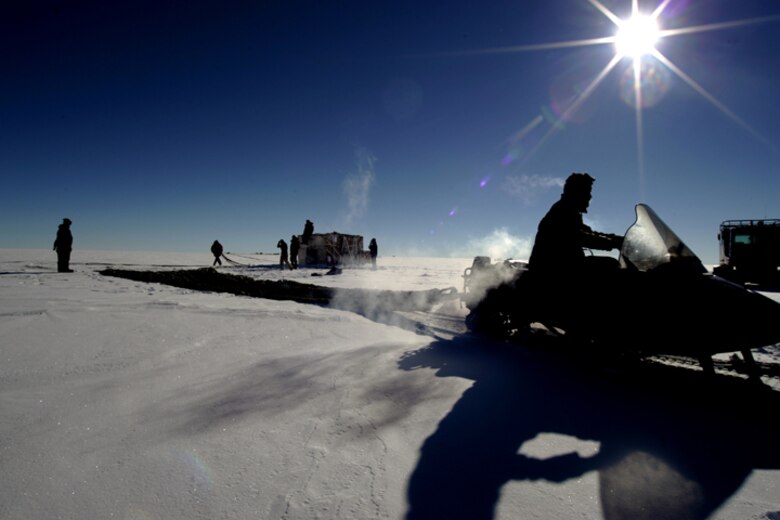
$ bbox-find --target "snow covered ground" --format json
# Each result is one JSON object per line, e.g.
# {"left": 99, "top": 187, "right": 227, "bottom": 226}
{"left": 2, "top": 249, "right": 780, "bottom": 520}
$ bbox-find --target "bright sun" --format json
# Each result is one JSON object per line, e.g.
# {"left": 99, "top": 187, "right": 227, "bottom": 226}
{"left": 459, "top": 0, "right": 779, "bottom": 175}
{"left": 615, "top": 14, "right": 660, "bottom": 58}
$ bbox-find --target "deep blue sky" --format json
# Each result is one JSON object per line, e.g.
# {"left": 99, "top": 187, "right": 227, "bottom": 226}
{"left": 2, "top": 0, "right": 779, "bottom": 264}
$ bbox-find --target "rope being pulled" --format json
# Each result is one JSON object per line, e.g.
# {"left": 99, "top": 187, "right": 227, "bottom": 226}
{"left": 222, "top": 255, "right": 248, "bottom": 266}
{"left": 224, "top": 253, "right": 267, "bottom": 263}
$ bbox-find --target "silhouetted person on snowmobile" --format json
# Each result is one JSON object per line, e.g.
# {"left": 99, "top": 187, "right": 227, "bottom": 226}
{"left": 527, "top": 173, "right": 623, "bottom": 335}
{"left": 528, "top": 173, "right": 622, "bottom": 277}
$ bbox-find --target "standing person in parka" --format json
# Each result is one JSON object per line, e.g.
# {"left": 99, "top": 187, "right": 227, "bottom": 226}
{"left": 53, "top": 218, "right": 74, "bottom": 273}
{"left": 302, "top": 219, "right": 314, "bottom": 244}
{"left": 369, "top": 238, "right": 378, "bottom": 269}
{"left": 277, "top": 239, "right": 292, "bottom": 270}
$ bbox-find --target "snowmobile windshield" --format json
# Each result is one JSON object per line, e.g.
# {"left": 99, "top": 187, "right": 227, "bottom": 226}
{"left": 620, "top": 204, "right": 706, "bottom": 273}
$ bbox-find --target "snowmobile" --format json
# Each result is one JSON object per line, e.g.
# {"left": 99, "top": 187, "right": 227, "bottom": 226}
{"left": 466, "top": 204, "right": 780, "bottom": 378}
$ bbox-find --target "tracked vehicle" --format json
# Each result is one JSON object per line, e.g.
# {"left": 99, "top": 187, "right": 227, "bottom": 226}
{"left": 713, "top": 219, "right": 780, "bottom": 286}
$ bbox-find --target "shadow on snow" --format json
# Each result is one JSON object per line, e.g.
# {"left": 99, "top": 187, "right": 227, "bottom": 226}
{"left": 399, "top": 334, "right": 780, "bottom": 520}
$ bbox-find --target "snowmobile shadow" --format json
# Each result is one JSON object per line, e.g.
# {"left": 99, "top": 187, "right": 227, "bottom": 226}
{"left": 400, "top": 334, "right": 780, "bottom": 520}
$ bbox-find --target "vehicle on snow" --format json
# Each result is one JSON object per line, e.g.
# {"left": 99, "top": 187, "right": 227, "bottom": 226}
{"left": 713, "top": 218, "right": 780, "bottom": 286}
{"left": 464, "top": 204, "right": 780, "bottom": 380}
{"left": 461, "top": 256, "right": 527, "bottom": 310}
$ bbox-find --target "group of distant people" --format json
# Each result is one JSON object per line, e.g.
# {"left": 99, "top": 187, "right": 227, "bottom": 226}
{"left": 206, "top": 219, "right": 379, "bottom": 272}
{"left": 54, "top": 215, "right": 379, "bottom": 273}
{"left": 273, "top": 219, "right": 378, "bottom": 271}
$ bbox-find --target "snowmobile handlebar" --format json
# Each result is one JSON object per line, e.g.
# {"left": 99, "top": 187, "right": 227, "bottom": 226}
{"left": 585, "top": 231, "right": 624, "bottom": 251}
{"left": 604, "top": 233, "right": 624, "bottom": 249}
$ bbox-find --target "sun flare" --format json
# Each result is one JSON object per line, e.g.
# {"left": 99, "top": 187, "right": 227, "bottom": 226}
{"left": 446, "top": 0, "right": 780, "bottom": 177}
{"left": 615, "top": 14, "right": 660, "bottom": 58}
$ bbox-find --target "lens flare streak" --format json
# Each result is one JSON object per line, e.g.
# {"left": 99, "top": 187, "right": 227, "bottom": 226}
{"left": 633, "top": 56, "right": 646, "bottom": 192}
{"left": 528, "top": 53, "right": 622, "bottom": 159}
{"left": 659, "top": 14, "right": 780, "bottom": 39}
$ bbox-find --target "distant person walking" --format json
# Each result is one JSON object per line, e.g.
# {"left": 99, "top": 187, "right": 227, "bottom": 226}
{"left": 302, "top": 219, "right": 314, "bottom": 244}
{"left": 277, "top": 239, "right": 292, "bottom": 270}
{"left": 369, "top": 238, "right": 378, "bottom": 269}
{"left": 211, "top": 240, "right": 225, "bottom": 266}
{"left": 290, "top": 235, "right": 300, "bottom": 269}
{"left": 53, "top": 218, "right": 74, "bottom": 273}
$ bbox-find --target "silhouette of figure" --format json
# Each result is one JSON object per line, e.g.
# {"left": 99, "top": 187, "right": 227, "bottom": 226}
{"left": 526, "top": 172, "right": 624, "bottom": 333}
{"left": 211, "top": 240, "right": 225, "bottom": 266}
{"left": 277, "top": 239, "right": 292, "bottom": 270}
{"left": 302, "top": 220, "right": 314, "bottom": 245}
{"left": 53, "top": 218, "right": 73, "bottom": 273}
{"left": 528, "top": 172, "right": 622, "bottom": 279}
{"left": 369, "top": 238, "right": 378, "bottom": 269}
{"left": 290, "top": 235, "right": 300, "bottom": 269}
